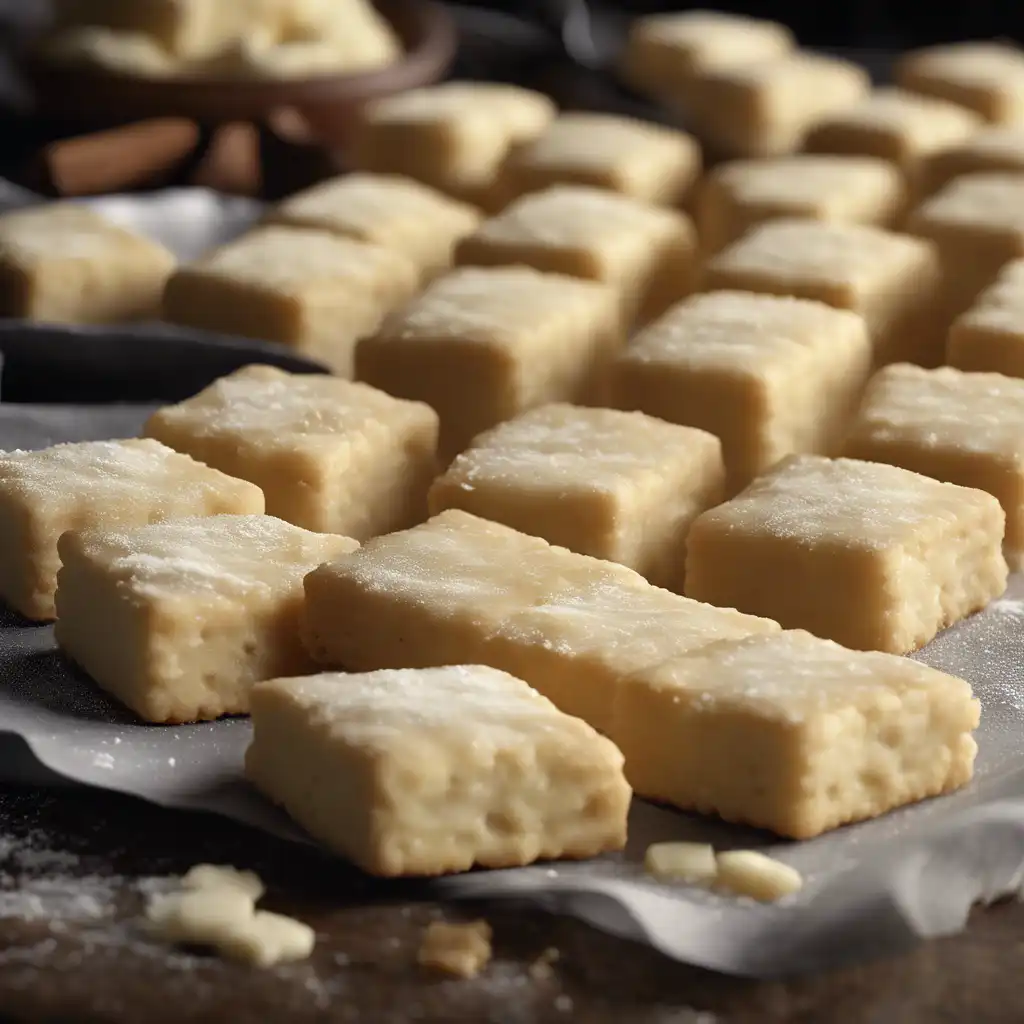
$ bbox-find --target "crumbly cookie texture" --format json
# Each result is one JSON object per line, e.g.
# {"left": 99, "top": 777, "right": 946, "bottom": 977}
{"left": 703, "top": 218, "right": 945, "bottom": 367}
{"left": 844, "top": 363, "right": 1024, "bottom": 571}
{"left": 418, "top": 921, "right": 493, "bottom": 979}
{"left": 614, "top": 630, "right": 980, "bottom": 839}
{"left": 145, "top": 365, "right": 439, "bottom": 540}
{"left": 302, "top": 508, "right": 776, "bottom": 732}
{"left": 54, "top": 514, "right": 356, "bottom": 723}
{"left": 684, "top": 454, "right": 1007, "bottom": 653}
{"left": 0, "top": 204, "right": 175, "bottom": 324}
{"left": 949, "top": 258, "right": 1024, "bottom": 378}
{"left": 145, "top": 863, "right": 314, "bottom": 968}
{"left": 0, "top": 438, "right": 263, "bottom": 622}
{"left": 428, "top": 402, "right": 725, "bottom": 591}
{"left": 245, "top": 665, "right": 632, "bottom": 877}
{"left": 611, "top": 290, "right": 872, "bottom": 492}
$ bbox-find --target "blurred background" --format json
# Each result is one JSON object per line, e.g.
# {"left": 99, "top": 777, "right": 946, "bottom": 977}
{"left": 0, "top": 0, "right": 1021, "bottom": 200}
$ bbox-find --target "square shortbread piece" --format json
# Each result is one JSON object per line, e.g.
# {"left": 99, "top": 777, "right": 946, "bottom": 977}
{"left": 696, "top": 154, "right": 905, "bottom": 255}
{"left": 895, "top": 42, "right": 1024, "bottom": 124}
{"left": 845, "top": 363, "right": 1024, "bottom": 570}
{"left": 487, "top": 575, "right": 778, "bottom": 734}
{"left": 688, "top": 52, "right": 870, "bottom": 159}
{"left": 703, "top": 218, "right": 944, "bottom": 366}
{"left": 348, "top": 82, "right": 556, "bottom": 208}
{"left": 0, "top": 438, "right": 263, "bottom": 621}
{"left": 245, "top": 665, "right": 631, "bottom": 876}
{"left": 144, "top": 365, "right": 438, "bottom": 540}
{"left": 907, "top": 173, "right": 1024, "bottom": 320}
{"left": 303, "top": 508, "right": 648, "bottom": 675}
{"left": 496, "top": 113, "right": 701, "bottom": 208}
{"left": 619, "top": 10, "right": 793, "bottom": 102}
{"left": 919, "top": 126, "right": 1024, "bottom": 197}
{"left": 611, "top": 291, "right": 873, "bottom": 491}
{"left": 162, "top": 226, "right": 418, "bottom": 377}
{"left": 428, "top": 403, "right": 725, "bottom": 591}
{"left": 613, "top": 630, "right": 979, "bottom": 838}
{"left": 455, "top": 185, "right": 697, "bottom": 326}
{"left": 684, "top": 454, "right": 1007, "bottom": 653}
{"left": 0, "top": 204, "right": 175, "bottom": 324}
{"left": 54, "top": 515, "right": 357, "bottom": 724}
{"left": 803, "top": 88, "right": 982, "bottom": 180}
{"left": 948, "top": 258, "right": 1024, "bottom": 377}
{"left": 356, "top": 266, "right": 623, "bottom": 458}
{"left": 265, "top": 173, "right": 481, "bottom": 283}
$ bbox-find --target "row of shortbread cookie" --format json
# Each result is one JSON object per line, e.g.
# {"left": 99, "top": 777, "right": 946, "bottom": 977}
{"left": 619, "top": 12, "right": 1024, "bottom": 154}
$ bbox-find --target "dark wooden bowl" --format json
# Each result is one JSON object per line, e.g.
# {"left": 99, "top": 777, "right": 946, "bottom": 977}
{"left": 23, "top": 0, "right": 457, "bottom": 125}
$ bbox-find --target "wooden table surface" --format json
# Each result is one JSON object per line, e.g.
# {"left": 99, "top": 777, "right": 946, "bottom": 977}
{"left": 0, "top": 783, "right": 1019, "bottom": 1024}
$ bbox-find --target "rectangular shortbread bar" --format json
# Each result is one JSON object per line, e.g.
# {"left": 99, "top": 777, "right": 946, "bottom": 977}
{"left": 496, "top": 112, "right": 701, "bottom": 208}
{"left": 266, "top": 173, "right": 481, "bottom": 283}
{"left": 144, "top": 365, "right": 438, "bottom": 540}
{"left": 610, "top": 290, "right": 872, "bottom": 491}
{"left": 696, "top": 154, "right": 905, "bottom": 255}
{"left": 907, "top": 172, "right": 1024, "bottom": 322}
{"left": 348, "top": 82, "right": 556, "bottom": 208}
{"left": 456, "top": 185, "right": 697, "bottom": 326}
{"left": 54, "top": 515, "right": 357, "bottom": 723}
{"left": 245, "top": 665, "right": 632, "bottom": 876}
{"left": 844, "top": 363, "right": 1024, "bottom": 570}
{"left": 619, "top": 10, "right": 794, "bottom": 102}
{"left": 803, "top": 87, "right": 982, "bottom": 180}
{"left": 428, "top": 403, "right": 725, "bottom": 591}
{"left": 948, "top": 258, "right": 1024, "bottom": 377}
{"left": 895, "top": 42, "right": 1024, "bottom": 124}
{"left": 613, "top": 630, "right": 979, "bottom": 838}
{"left": 0, "top": 438, "right": 263, "bottom": 621}
{"left": 356, "top": 266, "right": 622, "bottom": 459}
{"left": 920, "top": 125, "right": 1024, "bottom": 197}
{"left": 684, "top": 454, "right": 1007, "bottom": 653}
{"left": 0, "top": 204, "right": 176, "bottom": 324}
{"left": 303, "top": 509, "right": 779, "bottom": 729}
{"left": 688, "top": 52, "right": 870, "bottom": 159}
{"left": 162, "top": 226, "right": 419, "bottom": 377}
{"left": 703, "top": 218, "right": 944, "bottom": 366}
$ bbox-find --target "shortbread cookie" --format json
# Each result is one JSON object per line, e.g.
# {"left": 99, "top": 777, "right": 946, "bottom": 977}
{"left": 265, "top": 173, "right": 480, "bottom": 283}
{"left": 908, "top": 172, "right": 1024, "bottom": 321}
{"left": 703, "top": 218, "right": 944, "bottom": 366}
{"left": 348, "top": 82, "right": 556, "bottom": 207}
{"left": 689, "top": 52, "right": 870, "bottom": 158}
{"left": 456, "top": 185, "right": 697, "bottom": 325}
{"left": 54, "top": 515, "right": 356, "bottom": 723}
{"left": 685, "top": 454, "right": 1007, "bottom": 653}
{"left": 845, "top": 363, "right": 1024, "bottom": 570}
{"left": 145, "top": 365, "right": 438, "bottom": 539}
{"left": 696, "top": 154, "right": 905, "bottom": 254}
{"left": 428, "top": 403, "right": 724, "bottom": 590}
{"left": 303, "top": 508, "right": 777, "bottom": 731}
{"left": 303, "top": 508, "right": 647, "bottom": 674}
{"left": 245, "top": 665, "right": 632, "bottom": 875}
{"left": 614, "top": 630, "right": 979, "bottom": 838}
{"left": 920, "top": 125, "right": 1024, "bottom": 196}
{"left": 611, "top": 291, "right": 872, "bottom": 491}
{"left": 0, "top": 204, "right": 175, "bottom": 324}
{"left": 0, "top": 439, "right": 263, "bottom": 621}
{"left": 948, "top": 258, "right": 1024, "bottom": 377}
{"left": 803, "top": 87, "right": 982, "bottom": 181}
{"left": 488, "top": 573, "right": 778, "bottom": 733}
{"left": 497, "top": 112, "right": 701, "bottom": 207}
{"left": 356, "top": 267, "right": 623, "bottom": 458}
{"left": 619, "top": 9, "right": 793, "bottom": 102}
{"left": 162, "top": 226, "right": 418, "bottom": 376}
{"left": 895, "top": 42, "right": 1024, "bottom": 123}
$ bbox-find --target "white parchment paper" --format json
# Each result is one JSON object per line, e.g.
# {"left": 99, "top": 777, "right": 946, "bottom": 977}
{"left": 1, "top": 403, "right": 1024, "bottom": 979}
